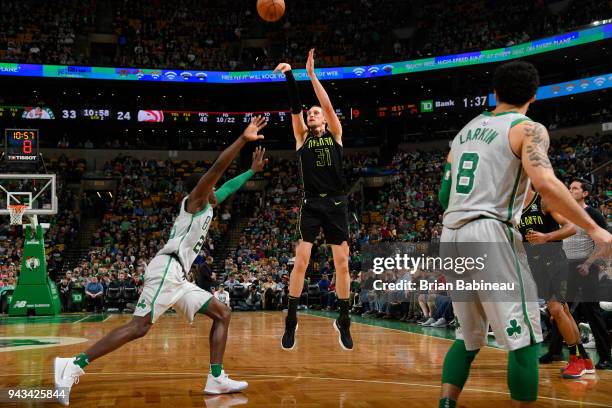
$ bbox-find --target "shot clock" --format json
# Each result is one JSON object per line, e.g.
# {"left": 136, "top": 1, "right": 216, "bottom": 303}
{"left": 4, "top": 129, "right": 39, "bottom": 162}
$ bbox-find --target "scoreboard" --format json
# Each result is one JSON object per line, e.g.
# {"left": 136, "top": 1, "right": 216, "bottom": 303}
{"left": 0, "top": 106, "right": 351, "bottom": 124}
{"left": 4, "top": 129, "right": 39, "bottom": 162}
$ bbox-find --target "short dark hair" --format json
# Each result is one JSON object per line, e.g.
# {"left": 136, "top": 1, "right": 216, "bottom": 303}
{"left": 571, "top": 178, "right": 592, "bottom": 194}
{"left": 492, "top": 61, "right": 540, "bottom": 106}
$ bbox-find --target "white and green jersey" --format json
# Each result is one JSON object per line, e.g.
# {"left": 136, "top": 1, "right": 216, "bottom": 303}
{"left": 443, "top": 111, "right": 531, "bottom": 229}
{"left": 157, "top": 196, "right": 214, "bottom": 271}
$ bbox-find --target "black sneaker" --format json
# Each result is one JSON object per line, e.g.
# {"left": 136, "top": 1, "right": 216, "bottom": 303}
{"left": 281, "top": 317, "right": 298, "bottom": 350}
{"left": 539, "top": 352, "right": 563, "bottom": 364}
{"left": 595, "top": 359, "right": 612, "bottom": 370}
{"left": 333, "top": 318, "right": 353, "bottom": 350}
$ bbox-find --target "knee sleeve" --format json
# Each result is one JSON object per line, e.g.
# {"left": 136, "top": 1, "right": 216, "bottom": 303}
{"left": 441, "top": 340, "right": 479, "bottom": 389}
{"left": 508, "top": 344, "right": 539, "bottom": 401}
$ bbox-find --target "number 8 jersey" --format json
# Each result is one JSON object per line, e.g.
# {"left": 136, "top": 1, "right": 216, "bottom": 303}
{"left": 443, "top": 111, "right": 531, "bottom": 229}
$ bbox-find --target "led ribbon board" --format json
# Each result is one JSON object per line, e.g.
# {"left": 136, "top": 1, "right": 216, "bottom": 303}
{"left": 0, "top": 24, "right": 609, "bottom": 84}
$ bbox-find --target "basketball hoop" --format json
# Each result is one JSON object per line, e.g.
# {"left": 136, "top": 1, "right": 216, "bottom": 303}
{"left": 8, "top": 204, "right": 27, "bottom": 225}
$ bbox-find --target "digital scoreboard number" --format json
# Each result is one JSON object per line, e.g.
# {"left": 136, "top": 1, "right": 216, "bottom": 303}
{"left": 4, "top": 129, "right": 39, "bottom": 162}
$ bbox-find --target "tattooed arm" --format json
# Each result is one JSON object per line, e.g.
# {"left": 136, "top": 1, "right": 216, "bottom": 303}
{"left": 517, "top": 121, "right": 608, "bottom": 240}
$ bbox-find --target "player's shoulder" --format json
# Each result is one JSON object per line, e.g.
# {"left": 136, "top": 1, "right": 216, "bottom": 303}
{"left": 511, "top": 119, "right": 545, "bottom": 132}
{"left": 510, "top": 120, "right": 550, "bottom": 143}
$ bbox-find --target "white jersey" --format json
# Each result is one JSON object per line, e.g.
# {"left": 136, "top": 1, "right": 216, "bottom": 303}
{"left": 443, "top": 111, "right": 531, "bottom": 229}
{"left": 156, "top": 196, "right": 214, "bottom": 273}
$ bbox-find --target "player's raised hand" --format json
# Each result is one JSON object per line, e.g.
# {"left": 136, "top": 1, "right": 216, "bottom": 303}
{"left": 241, "top": 115, "right": 267, "bottom": 142}
{"left": 274, "top": 63, "right": 292, "bottom": 73}
{"left": 306, "top": 48, "right": 315, "bottom": 77}
{"left": 250, "top": 146, "right": 268, "bottom": 173}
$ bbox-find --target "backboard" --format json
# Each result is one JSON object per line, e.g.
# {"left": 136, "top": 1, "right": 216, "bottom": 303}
{"left": 0, "top": 173, "right": 58, "bottom": 215}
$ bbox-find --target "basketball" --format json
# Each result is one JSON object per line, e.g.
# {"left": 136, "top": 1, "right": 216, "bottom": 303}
{"left": 257, "top": 0, "right": 285, "bottom": 22}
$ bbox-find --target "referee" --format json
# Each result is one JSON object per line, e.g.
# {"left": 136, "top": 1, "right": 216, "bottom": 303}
{"left": 562, "top": 179, "right": 611, "bottom": 370}
{"left": 274, "top": 49, "right": 353, "bottom": 350}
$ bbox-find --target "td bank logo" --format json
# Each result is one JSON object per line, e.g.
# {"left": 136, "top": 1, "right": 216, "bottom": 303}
{"left": 420, "top": 100, "right": 433, "bottom": 113}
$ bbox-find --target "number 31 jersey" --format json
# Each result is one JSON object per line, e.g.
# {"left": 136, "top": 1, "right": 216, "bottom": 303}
{"left": 443, "top": 111, "right": 531, "bottom": 229}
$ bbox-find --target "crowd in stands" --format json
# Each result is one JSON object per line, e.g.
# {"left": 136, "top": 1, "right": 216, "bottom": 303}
{"left": 0, "top": 0, "right": 605, "bottom": 70}
{"left": 0, "top": 133, "right": 609, "bottom": 317}
{"left": 0, "top": 0, "right": 94, "bottom": 66}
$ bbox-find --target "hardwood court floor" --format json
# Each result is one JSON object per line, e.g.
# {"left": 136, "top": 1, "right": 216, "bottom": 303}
{"left": 0, "top": 311, "right": 611, "bottom": 407}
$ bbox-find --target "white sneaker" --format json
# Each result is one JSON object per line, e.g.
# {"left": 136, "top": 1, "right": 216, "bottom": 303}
{"left": 204, "top": 370, "right": 248, "bottom": 395}
{"left": 584, "top": 334, "right": 596, "bottom": 349}
{"left": 54, "top": 357, "right": 85, "bottom": 406}
{"left": 420, "top": 317, "right": 436, "bottom": 327}
{"left": 579, "top": 323, "right": 592, "bottom": 333}
{"left": 431, "top": 317, "right": 448, "bottom": 328}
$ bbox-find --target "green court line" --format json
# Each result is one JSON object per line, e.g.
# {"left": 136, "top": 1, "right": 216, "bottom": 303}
{"left": 303, "top": 310, "right": 502, "bottom": 348}
{"left": 0, "top": 313, "right": 109, "bottom": 325}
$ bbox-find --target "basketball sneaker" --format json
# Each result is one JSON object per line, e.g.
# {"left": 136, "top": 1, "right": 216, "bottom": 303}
{"left": 431, "top": 317, "right": 448, "bottom": 328}
{"left": 419, "top": 317, "right": 436, "bottom": 327}
{"left": 281, "top": 317, "right": 298, "bottom": 350}
{"left": 562, "top": 355, "right": 586, "bottom": 379}
{"left": 333, "top": 318, "right": 353, "bottom": 350}
{"left": 203, "top": 370, "right": 248, "bottom": 395}
{"left": 583, "top": 358, "right": 596, "bottom": 374}
{"left": 54, "top": 357, "right": 85, "bottom": 406}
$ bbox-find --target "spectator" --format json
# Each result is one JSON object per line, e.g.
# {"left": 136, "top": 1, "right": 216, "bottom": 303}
{"left": 85, "top": 276, "right": 104, "bottom": 313}
{"left": 214, "top": 284, "right": 231, "bottom": 309}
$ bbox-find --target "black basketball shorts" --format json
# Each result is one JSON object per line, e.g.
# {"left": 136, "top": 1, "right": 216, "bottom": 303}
{"left": 298, "top": 195, "right": 349, "bottom": 245}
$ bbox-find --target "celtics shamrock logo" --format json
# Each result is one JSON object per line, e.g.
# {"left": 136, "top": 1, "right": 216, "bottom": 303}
{"left": 506, "top": 319, "right": 522, "bottom": 338}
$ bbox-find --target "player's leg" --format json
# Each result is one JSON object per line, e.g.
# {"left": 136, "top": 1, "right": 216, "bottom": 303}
{"left": 86, "top": 315, "right": 154, "bottom": 361}
{"left": 203, "top": 299, "right": 231, "bottom": 371}
{"left": 484, "top": 224, "right": 541, "bottom": 406}
{"left": 438, "top": 221, "right": 487, "bottom": 406}
{"left": 331, "top": 241, "right": 353, "bottom": 350}
{"left": 173, "top": 284, "right": 247, "bottom": 394}
{"left": 282, "top": 199, "right": 318, "bottom": 349}
{"left": 325, "top": 196, "right": 353, "bottom": 349}
{"left": 439, "top": 301, "right": 485, "bottom": 407}
{"left": 53, "top": 314, "right": 153, "bottom": 406}
{"left": 288, "top": 240, "right": 313, "bottom": 298}
{"left": 54, "top": 256, "right": 175, "bottom": 405}
{"left": 537, "top": 256, "right": 566, "bottom": 363}
{"left": 202, "top": 300, "right": 248, "bottom": 394}
{"left": 282, "top": 239, "right": 312, "bottom": 349}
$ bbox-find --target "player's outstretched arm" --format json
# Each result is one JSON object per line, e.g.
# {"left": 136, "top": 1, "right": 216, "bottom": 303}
{"left": 438, "top": 152, "right": 452, "bottom": 209}
{"left": 214, "top": 147, "right": 268, "bottom": 204}
{"left": 274, "top": 62, "right": 308, "bottom": 148}
{"left": 305, "top": 48, "right": 342, "bottom": 141}
{"left": 516, "top": 121, "right": 610, "bottom": 245}
{"left": 186, "top": 116, "right": 267, "bottom": 214}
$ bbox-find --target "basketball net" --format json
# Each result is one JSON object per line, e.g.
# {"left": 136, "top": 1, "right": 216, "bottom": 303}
{"left": 8, "top": 204, "right": 38, "bottom": 230}
{"left": 8, "top": 204, "right": 27, "bottom": 226}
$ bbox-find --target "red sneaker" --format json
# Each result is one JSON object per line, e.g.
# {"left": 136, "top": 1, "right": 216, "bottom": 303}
{"left": 562, "top": 356, "right": 586, "bottom": 379}
{"left": 583, "top": 358, "right": 596, "bottom": 374}
{"left": 560, "top": 355, "right": 578, "bottom": 373}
